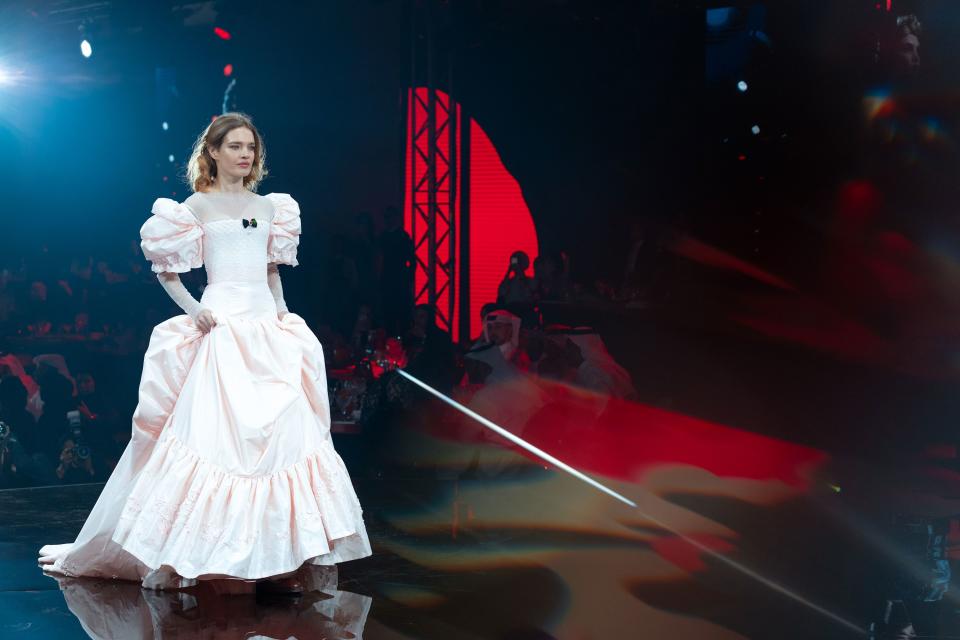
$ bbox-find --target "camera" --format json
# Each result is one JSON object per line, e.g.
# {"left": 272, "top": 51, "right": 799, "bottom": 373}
{"left": 64, "top": 412, "right": 92, "bottom": 462}
{"left": 69, "top": 444, "right": 92, "bottom": 461}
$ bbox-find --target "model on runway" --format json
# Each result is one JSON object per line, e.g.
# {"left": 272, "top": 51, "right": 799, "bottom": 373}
{"left": 38, "top": 112, "right": 372, "bottom": 593}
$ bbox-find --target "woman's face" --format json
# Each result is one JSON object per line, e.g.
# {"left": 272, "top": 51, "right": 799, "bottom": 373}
{"left": 210, "top": 127, "right": 256, "bottom": 182}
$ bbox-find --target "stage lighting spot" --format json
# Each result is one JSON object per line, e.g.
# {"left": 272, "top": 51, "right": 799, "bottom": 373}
{"left": 737, "top": 80, "right": 748, "bottom": 92}
{"left": 168, "top": 155, "right": 175, "bottom": 162}
{"left": 752, "top": 125, "right": 760, "bottom": 135}
{"left": 224, "top": 64, "right": 233, "bottom": 76}
{"left": 80, "top": 40, "right": 92, "bottom": 58}
{"left": 162, "top": 122, "right": 169, "bottom": 131}
{"left": 214, "top": 27, "right": 231, "bottom": 40}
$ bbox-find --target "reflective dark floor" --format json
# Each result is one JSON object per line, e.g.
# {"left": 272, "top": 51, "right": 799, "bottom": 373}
{"left": 2, "top": 450, "right": 955, "bottom": 638}
{"left": 5, "top": 319, "right": 960, "bottom": 639}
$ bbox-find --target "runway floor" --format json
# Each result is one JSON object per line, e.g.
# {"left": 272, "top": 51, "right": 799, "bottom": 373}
{"left": 1, "top": 449, "right": 946, "bottom": 639}
{"left": 4, "top": 319, "right": 960, "bottom": 639}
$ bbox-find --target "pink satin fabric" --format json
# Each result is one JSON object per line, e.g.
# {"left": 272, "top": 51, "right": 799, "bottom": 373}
{"left": 39, "top": 278, "right": 372, "bottom": 588}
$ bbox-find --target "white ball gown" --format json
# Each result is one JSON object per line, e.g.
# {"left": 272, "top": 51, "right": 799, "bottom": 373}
{"left": 38, "top": 192, "right": 372, "bottom": 589}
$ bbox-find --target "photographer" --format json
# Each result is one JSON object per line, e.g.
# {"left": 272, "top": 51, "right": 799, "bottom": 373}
{"left": 497, "top": 251, "right": 536, "bottom": 307}
{"left": 497, "top": 251, "right": 540, "bottom": 330}
{"left": 54, "top": 432, "right": 97, "bottom": 484}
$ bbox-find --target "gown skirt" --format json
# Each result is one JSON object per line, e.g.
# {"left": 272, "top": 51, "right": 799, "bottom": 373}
{"left": 38, "top": 278, "right": 372, "bottom": 589}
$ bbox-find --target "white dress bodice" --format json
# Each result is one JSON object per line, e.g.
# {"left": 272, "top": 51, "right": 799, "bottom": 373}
{"left": 183, "top": 192, "right": 278, "bottom": 284}
{"left": 199, "top": 219, "right": 272, "bottom": 284}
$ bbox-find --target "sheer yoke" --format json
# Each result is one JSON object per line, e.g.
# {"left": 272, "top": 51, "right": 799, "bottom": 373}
{"left": 183, "top": 191, "right": 276, "bottom": 225}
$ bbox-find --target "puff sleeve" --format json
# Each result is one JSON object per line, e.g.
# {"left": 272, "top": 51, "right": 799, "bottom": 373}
{"left": 265, "top": 193, "right": 302, "bottom": 267}
{"left": 139, "top": 198, "right": 204, "bottom": 273}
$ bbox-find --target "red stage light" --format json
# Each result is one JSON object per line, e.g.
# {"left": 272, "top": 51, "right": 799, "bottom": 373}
{"left": 213, "top": 27, "right": 231, "bottom": 40}
{"left": 404, "top": 88, "right": 539, "bottom": 341}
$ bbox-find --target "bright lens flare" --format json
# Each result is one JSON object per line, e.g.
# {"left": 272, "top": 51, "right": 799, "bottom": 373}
{"left": 396, "top": 368, "right": 637, "bottom": 507}
{"left": 397, "top": 368, "right": 865, "bottom": 635}
{"left": 0, "top": 65, "right": 26, "bottom": 87}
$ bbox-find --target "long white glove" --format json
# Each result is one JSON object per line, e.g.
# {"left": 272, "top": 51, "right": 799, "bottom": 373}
{"left": 156, "top": 272, "right": 206, "bottom": 321}
{"left": 267, "top": 262, "right": 289, "bottom": 315}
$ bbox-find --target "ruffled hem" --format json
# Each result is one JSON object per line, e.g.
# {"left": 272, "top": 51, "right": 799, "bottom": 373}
{"left": 110, "top": 429, "right": 372, "bottom": 580}
{"left": 267, "top": 248, "right": 299, "bottom": 267}
{"left": 147, "top": 254, "right": 201, "bottom": 274}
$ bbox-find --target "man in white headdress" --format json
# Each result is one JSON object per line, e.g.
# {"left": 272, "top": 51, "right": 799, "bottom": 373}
{"left": 481, "top": 309, "right": 525, "bottom": 372}
{"left": 462, "top": 309, "right": 544, "bottom": 448}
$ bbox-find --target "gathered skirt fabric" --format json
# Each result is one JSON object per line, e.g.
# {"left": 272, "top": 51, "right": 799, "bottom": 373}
{"left": 38, "top": 280, "right": 372, "bottom": 589}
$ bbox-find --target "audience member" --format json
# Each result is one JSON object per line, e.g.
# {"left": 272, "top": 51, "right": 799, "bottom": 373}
{"left": 0, "top": 376, "right": 38, "bottom": 453}
{"left": 33, "top": 371, "right": 77, "bottom": 462}
{"left": 378, "top": 205, "right": 415, "bottom": 337}
{"left": 404, "top": 304, "right": 458, "bottom": 394}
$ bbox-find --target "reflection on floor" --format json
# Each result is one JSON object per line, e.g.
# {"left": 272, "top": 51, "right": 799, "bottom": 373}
{"left": 3, "top": 405, "right": 960, "bottom": 639}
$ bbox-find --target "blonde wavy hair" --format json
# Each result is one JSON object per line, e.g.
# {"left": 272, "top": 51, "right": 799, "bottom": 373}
{"left": 184, "top": 112, "right": 269, "bottom": 193}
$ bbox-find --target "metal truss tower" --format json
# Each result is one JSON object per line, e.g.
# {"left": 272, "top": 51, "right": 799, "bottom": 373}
{"left": 407, "top": 0, "right": 459, "bottom": 337}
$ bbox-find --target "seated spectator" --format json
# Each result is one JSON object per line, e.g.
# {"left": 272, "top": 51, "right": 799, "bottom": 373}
{"left": 477, "top": 309, "right": 530, "bottom": 373}
{"left": 0, "top": 354, "right": 42, "bottom": 422}
{"left": 468, "top": 302, "right": 502, "bottom": 348}
{"left": 378, "top": 205, "right": 415, "bottom": 337}
{"left": 461, "top": 311, "right": 548, "bottom": 445}
{"left": 405, "top": 304, "right": 457, "bottom": 394}
{"left": 539, "top": 326, "right": 637, "bottom": 399}
{"left": 71, "top": 311, "right": 91, "bottom": 336}
{"left": 350, "top": 303, "right": 376, "bottom": 355}
{"left": 34, "top": 371, "right": 77, "bottom": 462}
{"left": 533, "top": 252, "right": 570, "bottom": 302}
{"left": 535, "top": 332, "right": 585, "bottom": 384}
{"left": 0, "top": 376, "right": 39, "bottom": 454}
{"left": 0, "top": 423, "right": 57, "bottom": 489}
{"left": 459, "top": 309, "right": 533, "bottom": 395}
{"left": 75, "top": 372, "right": 104, "bottom": 421}
{"left": 34, "top": 354, "right": 77, "bottom": 396}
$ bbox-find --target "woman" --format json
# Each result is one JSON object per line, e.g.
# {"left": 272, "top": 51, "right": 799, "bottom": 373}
{"left": 38, "top": 112, "right": 372, "bottom": 593}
